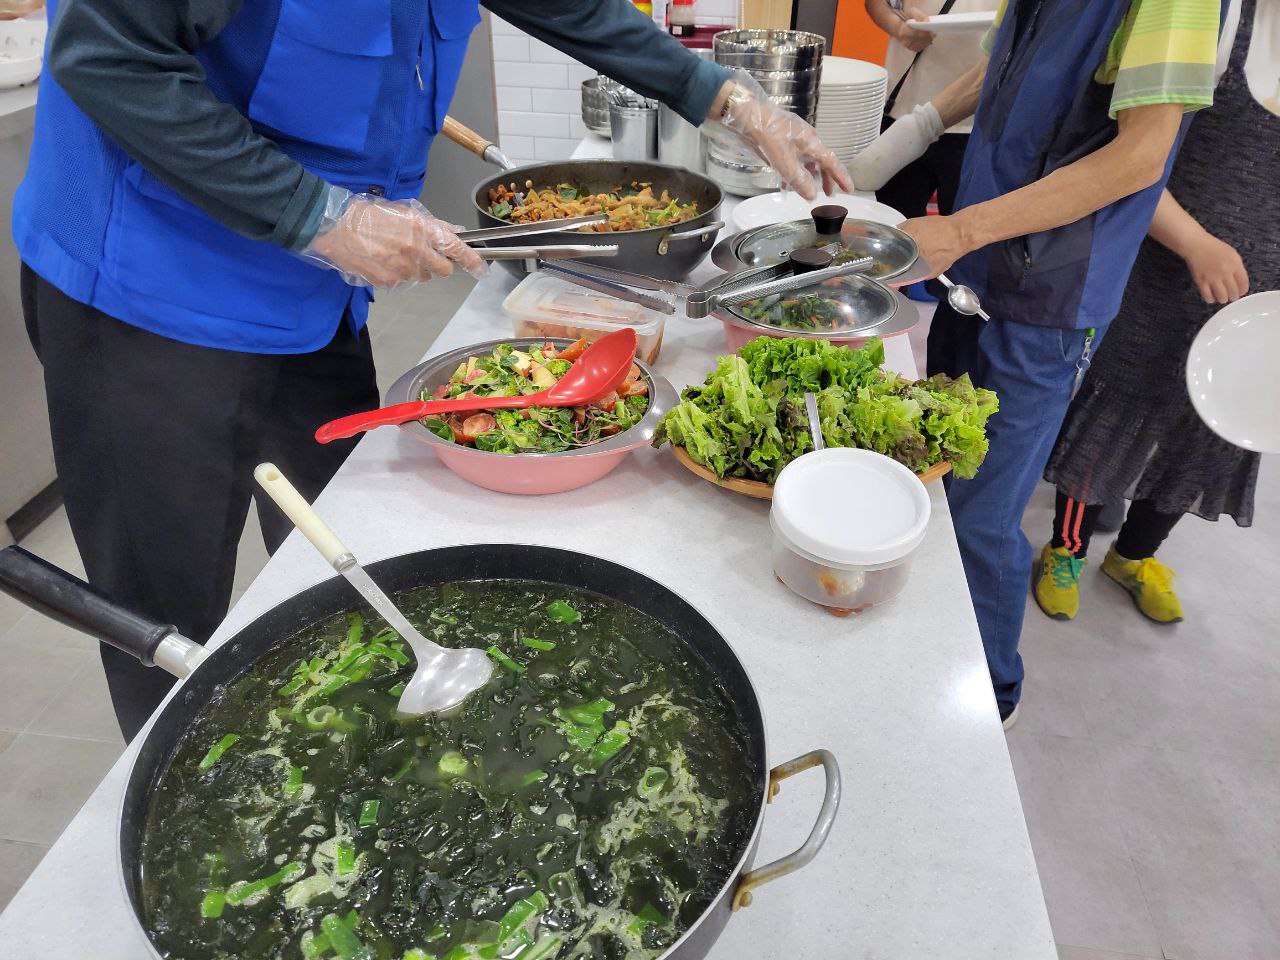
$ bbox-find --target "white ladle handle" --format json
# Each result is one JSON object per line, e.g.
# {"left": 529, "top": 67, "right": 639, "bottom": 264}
{"left": 254, "top": 463, "right": 351, "bottom": 570}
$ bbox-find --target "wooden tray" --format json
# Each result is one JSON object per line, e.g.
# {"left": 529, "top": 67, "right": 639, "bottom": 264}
{"left": 671, "top": 444, "right": 951, "bottom": 498}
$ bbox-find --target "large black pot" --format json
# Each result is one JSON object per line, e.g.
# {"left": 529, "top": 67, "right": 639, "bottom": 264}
{"left": 0, "top": 544, "right": 839, "bottom": 960}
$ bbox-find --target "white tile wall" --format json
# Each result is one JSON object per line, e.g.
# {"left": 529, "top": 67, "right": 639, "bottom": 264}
{"left": 489, "top": 1, "right": 740, "bottom": 166}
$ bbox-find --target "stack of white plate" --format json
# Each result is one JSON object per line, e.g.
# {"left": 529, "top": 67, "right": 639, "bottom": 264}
{"left": 814, "top": 58, "right": 889, "bottom": 164}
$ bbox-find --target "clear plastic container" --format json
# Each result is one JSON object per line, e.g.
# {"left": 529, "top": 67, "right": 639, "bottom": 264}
{"left": 502, "top": 271, "right": 667, "bottom": 364}
{"left": 769, "top": 448, "right": 931, "bottom": 615}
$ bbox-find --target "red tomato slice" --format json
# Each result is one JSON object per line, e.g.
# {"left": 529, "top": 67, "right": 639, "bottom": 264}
{"left": 556, "top": 338, "right": 590, "bottom": 362}
{"left": 618, "top": 380, "right": 648, "bottom": 398}
{"left": 460, "top": 413, "right": 497, "bottom": 442}
{"left": 433, "top": 383, "right": 449, "bottom": 399}
{"left": 595, "top": 391, "right": 619, "bottom": 412}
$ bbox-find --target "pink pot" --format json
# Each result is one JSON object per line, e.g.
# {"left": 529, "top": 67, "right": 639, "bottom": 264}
{"left": 384, "top": 337, "right": 679, "bottom": 496}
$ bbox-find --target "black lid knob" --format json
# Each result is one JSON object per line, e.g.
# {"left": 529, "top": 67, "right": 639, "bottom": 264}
{"left": 789, "top": 247, "right": 834, "bottom": 275}
{"left": 811, "top": 204, "right": 848, "bottom": 237}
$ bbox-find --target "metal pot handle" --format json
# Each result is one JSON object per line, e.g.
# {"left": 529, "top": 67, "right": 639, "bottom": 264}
{"left": 732, "top": 749, "right": 841, "bottom": 911}
{"left": 657, "top": 220, "right": 725, "bottom": 255}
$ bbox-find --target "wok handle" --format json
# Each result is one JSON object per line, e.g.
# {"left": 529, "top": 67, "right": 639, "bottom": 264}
{"left": 441, "top": 115, "right": 515, "bottom": 171}
{"left": 732, "top": 749, "right": 842, "bottom": 911}
{"left": 657, "top": 220, "right": 724, "bottom": 255}
{"left": 0, "top": 545, "right": 188, "bottom": 671}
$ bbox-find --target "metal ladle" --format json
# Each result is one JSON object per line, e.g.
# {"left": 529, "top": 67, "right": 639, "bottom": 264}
{"left": 254, "top": 464, "right": 494, "bottom": 716}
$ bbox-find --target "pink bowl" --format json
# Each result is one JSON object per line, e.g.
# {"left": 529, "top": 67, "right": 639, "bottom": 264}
{"left": 384, "top": 337, "right": 679, "bottom": 496}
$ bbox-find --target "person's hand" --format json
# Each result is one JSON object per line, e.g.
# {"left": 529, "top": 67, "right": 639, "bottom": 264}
{"left": 848, "top": 102, "right": 944, "bottom": 191}
{"left": 897, "top": 214, "right": 971, "bottom": 277}
{"left": 708, "top": 70, "right": 853, "bottom": 200}
{"left": 896, "top": 7, "right": 936, "bottom": 52}
{"left": 1182, "top": 232, "right": 1248, "bottom": 304}
{"left": 0, "top": 0, "right": 43, "bottom": 20}
{"left": 302, "top": 188, "right": 486, "bottom": 289}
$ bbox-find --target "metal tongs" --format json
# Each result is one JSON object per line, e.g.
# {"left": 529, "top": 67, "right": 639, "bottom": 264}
{"left": 457, "top": 213, "right": 620, "bottom": 262}
{"left": 536, "top": 260, "right": 697, "bottom": 316}
{"left": 685, "top": 250, "right": 875, "bottom": 319}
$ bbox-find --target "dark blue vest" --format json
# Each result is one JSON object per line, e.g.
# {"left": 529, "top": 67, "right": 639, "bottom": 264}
{"left": 13, "top": 0, "right": 479, "bottom": 353}
{"left": 950, "top": 0, "right": 1201, "bottom": 330}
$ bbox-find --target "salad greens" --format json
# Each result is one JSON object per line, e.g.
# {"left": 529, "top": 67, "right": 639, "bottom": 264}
{"left": 420, "top": 342, "right": 649, "bottom": 454}
{"left": 654, "top": 336, "right": 998, "bottom": 483}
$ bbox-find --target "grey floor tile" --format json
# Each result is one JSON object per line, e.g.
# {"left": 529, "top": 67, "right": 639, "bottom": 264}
{"left": 0, "top": 839, "right": 48, "bottom": 911}
{"left": 0, "top": 606, "right": 99, "bottom": 654}
{"left": 233, "top": 510, "right": 270, "bottom": 595}
{"left": 1097, "top": 743, "right": 1280, "bottom": 960}
{"left": 0, "top": 730, "right": 14, "bottom": 757}
{"left": 0, "top": 640, "right": 91, "bottom": 732}
{"left": 1006, "top": 731, "right": 1163, "bottom": 958}
{"left": 26, "top": 657, "right": 124, "bottom": 745}
{"left": 0, "top": 591, "right": 26, "bottom": 635}
{"left": 0, "top": 733, "right": 122, "bottom": 844}
{"left": 15, "top": 505, "right": 83, "bottom": 576}
{"left": 1057, "top": 947, "right": 1158, "bottom": 960}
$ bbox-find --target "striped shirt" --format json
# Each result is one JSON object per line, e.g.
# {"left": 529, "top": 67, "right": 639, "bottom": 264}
{"left": 982, "top": 0, "right": 1221, "bottom": 116}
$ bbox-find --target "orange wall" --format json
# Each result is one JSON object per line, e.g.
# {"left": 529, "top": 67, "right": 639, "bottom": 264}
{"left": 833, "top": 1, "right": 889, "bottom": 65}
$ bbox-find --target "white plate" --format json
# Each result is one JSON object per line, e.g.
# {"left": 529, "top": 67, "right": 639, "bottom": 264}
{"left": 819, "top": 57, "right": 889, "bottom": 86}
{"left": 905, "top": 11, "right": 997, "bottom": 33}
{"left": 731, "top": 191, "right": 905, "bottom": 232}
{"left": 1185, "top": 291, "right": 1280, "bottom": 453}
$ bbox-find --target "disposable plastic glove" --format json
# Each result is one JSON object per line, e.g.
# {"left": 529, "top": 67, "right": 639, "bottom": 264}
{"left": 0, "top": 1, "right": 43, "bottom": 19}
{"left": 301, "top": 187, "right": 487, "bottom": 290}
{"left": 705, "top": 69, "right": 853, "bottom": 201}
{"left": 848, "top": 102, "right": 945, "bottom": 191}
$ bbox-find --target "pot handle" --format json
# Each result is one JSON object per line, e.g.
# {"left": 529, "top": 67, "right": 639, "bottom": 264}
{"left": 441, "top": 115, "right": 516, "bottom": 172}
{"left": 0, "top": 545, "right": 205, "bottom": 675}
{"left": 732, "top": 749, "right": 841, "bottom": 911}
{"left": 657, "top": 220, "right": 724, "bottom": 256}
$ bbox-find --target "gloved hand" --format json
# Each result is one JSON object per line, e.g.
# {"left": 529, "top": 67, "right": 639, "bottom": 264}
{"left": 0, "top": 1, "right": 43, "bottom": 20}
{"left": 301, "top": 187, "right": 487, "bottom": 290}
{"left": 705, "top": 69, "right": 853, "bottom": 201}
{"left": 848, "top": 102, "right": 945, "bottom": 191}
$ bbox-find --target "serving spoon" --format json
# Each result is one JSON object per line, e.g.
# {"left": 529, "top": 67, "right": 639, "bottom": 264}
{"left": 254, "top": 463, "right": 493, "bottom": 716}
{"left": 314, "top": 327, "right": 639, "bottom": 443}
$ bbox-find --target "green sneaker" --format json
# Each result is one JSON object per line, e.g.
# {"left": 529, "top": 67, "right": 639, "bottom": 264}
{"left": 1102, "top": 546, "right": 1184, "bottom": 624}
{"left": 1034, "top": 544, "right": 1086, "bottom": 620}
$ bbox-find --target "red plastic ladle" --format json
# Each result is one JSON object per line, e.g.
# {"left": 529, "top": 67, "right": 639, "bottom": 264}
{"left": 314, "top": 327, "right": 639, "bottom": 444}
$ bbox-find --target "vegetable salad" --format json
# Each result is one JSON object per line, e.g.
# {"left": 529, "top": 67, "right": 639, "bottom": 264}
{"left": 655, "top": 336, "right": 999, "bottom": 483}
{"left": 487, "top": 182, "right": 698, "bottom": 233}
{"left": 421, "top": 341, "right": 649, "bottom": 454}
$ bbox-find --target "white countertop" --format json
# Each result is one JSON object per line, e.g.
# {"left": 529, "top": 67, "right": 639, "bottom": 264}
{"left": 0, "top": 139, "right": 1056, "bottom": 959}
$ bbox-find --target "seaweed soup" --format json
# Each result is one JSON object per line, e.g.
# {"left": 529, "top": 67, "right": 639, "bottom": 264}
{"left": 140, "top": 580, "right": 757, "bottom": 960}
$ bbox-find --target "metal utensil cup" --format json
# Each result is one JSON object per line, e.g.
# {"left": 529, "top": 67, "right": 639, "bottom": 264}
{"left": 610, "top": 103, "right": 658, "bottom": 161}
{"left": 658, "top": 103, "right": 704, "bottom": 172}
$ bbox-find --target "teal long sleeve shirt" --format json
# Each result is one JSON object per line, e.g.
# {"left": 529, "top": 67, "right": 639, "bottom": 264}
{"left": 45, "top": 0, "right": 730, "bottom": 251}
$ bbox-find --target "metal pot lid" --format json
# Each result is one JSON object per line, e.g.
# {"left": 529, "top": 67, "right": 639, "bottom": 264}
{"left": 726, "top": 208, "right": 919, "bottom": 281}
{"left": 722, "top": 271, "right": 899, "bottom": 337}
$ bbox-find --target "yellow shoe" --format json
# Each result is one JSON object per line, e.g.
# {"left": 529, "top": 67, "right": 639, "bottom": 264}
{"left": 1034, "top": 544, "right": 1085, "bottom": 620}
{"left": 1102, "top": 546, "right": 1184, "bottom": 624}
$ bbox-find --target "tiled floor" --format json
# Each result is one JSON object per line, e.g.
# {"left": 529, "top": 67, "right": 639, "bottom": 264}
{"left": 2, "top": 285, "right": 1277, "bottom": 960}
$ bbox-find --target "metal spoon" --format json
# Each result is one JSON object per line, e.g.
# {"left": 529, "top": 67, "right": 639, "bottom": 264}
{"left": 254, "top": 464, "right": 494, "bottom": 716}
{"left": 937, "top": 273, "right": 991, "bottom": 321}
{"left": 804, "top": 392, "right": 826, "bottom": 451}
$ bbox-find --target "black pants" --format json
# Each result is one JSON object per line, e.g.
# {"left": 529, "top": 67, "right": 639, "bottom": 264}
{"left": 874, "top": 117, "right": 969, "bottom": 221}
{"left": 1051, "top": 491, "right": 1182, "bottom": 560}
{"left": 21, "top": 264, "right": 379, "bottom": 741}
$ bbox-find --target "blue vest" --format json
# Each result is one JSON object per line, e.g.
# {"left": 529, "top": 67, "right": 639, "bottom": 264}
{"left": 950, "top": 0, "right": 1199, "bottom": 330}
{"left": 13, "top": 0, "right": 479, "bottom": 353}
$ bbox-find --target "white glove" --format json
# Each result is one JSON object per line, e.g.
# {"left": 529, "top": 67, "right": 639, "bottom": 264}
{"left": 849, "top": 103, "right": 945, "bottom": 191}
{"left": 704, "top": 69, "right": 853, "bottom": 201}
{"left": 301, "top": 186, "right": 487, "bottom": 290}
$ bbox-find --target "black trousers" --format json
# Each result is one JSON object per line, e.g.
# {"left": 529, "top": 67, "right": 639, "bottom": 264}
{"left": 1051, "top": 491, "right": 1182, "bottom": 560}
{"left": 21, "top": 264, "right": 379, "bottom": 741}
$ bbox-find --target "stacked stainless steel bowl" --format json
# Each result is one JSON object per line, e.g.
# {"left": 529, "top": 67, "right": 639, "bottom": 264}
{"left": 709, "top": 29, "right": 825, "bottom": 196}
{"left": 580, "top": 76, "right": 617, "bottom": 138}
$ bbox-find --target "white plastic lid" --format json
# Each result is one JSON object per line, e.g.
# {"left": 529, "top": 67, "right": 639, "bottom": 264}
{"left": 502, "top": 271, "right": 667, "bottom": 336}
{"left": 770, "top": 448, "right": 931, "bottom": 566}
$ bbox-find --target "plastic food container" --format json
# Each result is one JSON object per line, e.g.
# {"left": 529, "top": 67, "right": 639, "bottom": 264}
{"left": 769, "top": 448, "right": 931, "bottom": 615}
{"left": 502, "top": 271, "right": 667, "bottom": 364}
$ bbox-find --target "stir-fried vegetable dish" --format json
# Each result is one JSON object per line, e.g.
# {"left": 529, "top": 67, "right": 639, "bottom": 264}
{"left": 140, "top": 581, "right": 756, "bottom": 960}
{"left": 487, "top": 182, "right": 698, "bottom": 233}
{"left": 738, "top": 293, "right": 848, "bottom": 332}
{"left": 655, "top": 336, "right": 999, "bottom": 482}
{"left": 420, "top": 341, "right": 649, "bottom": 454}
